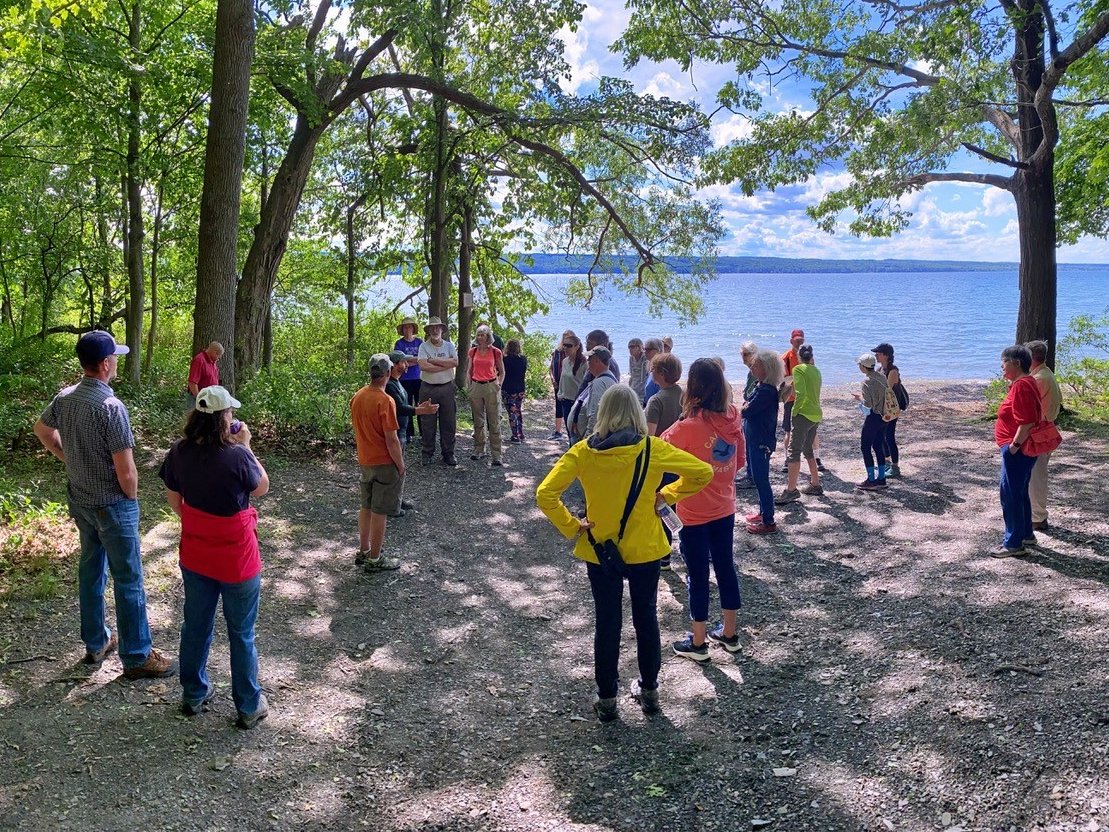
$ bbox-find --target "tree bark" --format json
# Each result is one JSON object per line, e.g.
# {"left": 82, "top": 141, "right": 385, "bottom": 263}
{"left": 426, "top": 96, "right": 452, "bottom": 324}
{"left": 122, "top": 0, "right": 144, "bottom": 385}
{"left": 234, "top": 116, "right": 326, "bottom": 379}
{"left": 455, "top": 199, "right": 474, "bottom": 388}
{"left": 143, "top": 177, "right": 164, "bottom": 379}
{"left": 345, "top": 193, "right": 367, "bottom": 364}
{"left": 193, "top": 0, "right": 255, "bottom": 393}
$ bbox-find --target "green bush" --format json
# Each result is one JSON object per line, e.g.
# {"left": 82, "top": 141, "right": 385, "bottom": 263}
{"left": 1058, "top": 310, "right": 1109, "bottom": 421}
{"left": 522, "top": 332, "right": 555, "bottom": 400}
{"left": 0, "top": 337, "right": 79, "bottom": 452}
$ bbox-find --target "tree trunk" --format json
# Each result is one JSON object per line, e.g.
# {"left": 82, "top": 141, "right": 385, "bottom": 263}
{"left": 427, "top": 97, "right": 451, "bottom": 323}
{"left": 455, "top": 199, "right": 474, "bottom": 388}
{"left": 122, "top": 0, "right": 144, "bottom": 385}
{"left": 262, "top": 305, "right": 272, "bottom": 369}
{"left": 193, "top": 0, "right": 256, "bottom": 393}
{"left": 143, "top": 177, "right": 164, "bottom": 379}
{"left": 94, "top": 177, "right": 114, "bottom": 328}
{"left": 345, "top": 193, "right": 368, "bottom": 364}
{"left": 234, "top": 116, "right": 325, "bottom": 380}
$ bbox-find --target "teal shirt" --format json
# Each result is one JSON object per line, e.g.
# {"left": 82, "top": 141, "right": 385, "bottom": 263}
{"left": 792, "top": 363, "right": 823, "bottom": 423}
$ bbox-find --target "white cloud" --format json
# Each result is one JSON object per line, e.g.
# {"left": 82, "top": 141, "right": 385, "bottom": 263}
{"left": 643, "top": 71, "right": 685, "bottom": 98}
{"left": 710, "top": 114, "right": 753, "bottom": 146}
{"left": 799, "top": 171, "right": 855, "bottom": 203}
{"left": 556, "top": 24, "right": 600, "bottom": 94}
{"left": 982, "top": 187, "right": 1015, "bottom": 217}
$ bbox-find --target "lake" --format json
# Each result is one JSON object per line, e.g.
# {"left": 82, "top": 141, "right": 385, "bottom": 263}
{"left": 522, "top": 267, "right": 1109, "bottom": 384}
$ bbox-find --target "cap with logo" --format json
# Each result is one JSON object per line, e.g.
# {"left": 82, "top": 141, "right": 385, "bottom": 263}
{"left": 791, "top": 328, "right": 805, "bottom": 339}
{"left": 586, "top": 345, "right": 612, "bottom": 364}
{"left": 76, "top": 330, "right": 129, "bottom": 366}
{"left": 195, "top": 385, "right": 241, "bottom": 413}
{"left": 857, "top": 351, "right": 877, "bottom": 369}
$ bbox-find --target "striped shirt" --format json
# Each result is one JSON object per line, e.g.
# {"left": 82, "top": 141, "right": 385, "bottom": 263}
{"left": 40, "top": 377, "right": 135, "bottom": 508}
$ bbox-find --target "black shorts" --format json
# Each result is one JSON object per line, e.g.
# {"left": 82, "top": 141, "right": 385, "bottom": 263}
{"left": 556, "top": 397, "right": 574, "bottom": 419}
{"left": 781, "top": 400, "right": 794, "bottom": 434}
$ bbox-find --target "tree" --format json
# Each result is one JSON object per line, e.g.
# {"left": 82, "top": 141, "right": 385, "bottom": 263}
{"left": 618, "top": 0, "right": 1109, "bottom": 366}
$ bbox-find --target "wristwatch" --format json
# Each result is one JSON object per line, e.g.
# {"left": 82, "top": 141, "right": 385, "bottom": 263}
{"left": 1011, "top": 442, "right": 1022, "bottom": 452}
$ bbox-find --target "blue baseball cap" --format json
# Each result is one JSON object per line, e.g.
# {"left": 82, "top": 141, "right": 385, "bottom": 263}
{"left": 76, "top": 330, "right": 129, "bottom": 365}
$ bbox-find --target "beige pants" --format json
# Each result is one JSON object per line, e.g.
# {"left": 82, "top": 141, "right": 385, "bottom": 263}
{"left": 1029, "top": 450, "right": 1051, "bottom": 524}
{"left": 469, "top": 381, "right": 502, "bottom": 462}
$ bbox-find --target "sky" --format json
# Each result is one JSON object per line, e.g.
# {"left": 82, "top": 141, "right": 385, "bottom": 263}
{"left": 553, "top": 0, "right": 1109, "bottom": 264}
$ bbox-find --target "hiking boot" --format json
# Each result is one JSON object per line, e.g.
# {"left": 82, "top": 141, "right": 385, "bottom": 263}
{"left": 632, "top": 679, "right": 660, "bottom": 715}
{"left": 735, "top": 477, "right": 756, "bottom": 490}
{"left": 873, "top": 478, "right": 888, "bottom": 488}
{"left": 83, "top": 632, "right": 118, "bottom": 665}
{"left": 774, "top": 488, "right": 801, "bottom": 505}
{"left": 236, "top": 694, "right": 269, "bottom": 730}
{"left": 659, "top": 555, "right": 672, "bottom": 571}
{"left": 388, "top": 508, "right": 407, "bottom": 519}
{"left": 363, "top": 553, "right": 401, "bottom": 572}
{"left": 180, "top": 692, "right": 215, "bottom": 717}
{"left": 470, "top": 453, "right": 486, "bottom": 461}
{"left": 444, "top": 455, "right": 458, "bottom": 466}
{"left": 547, "top": 432, "right": 562, "bottom": 441}
{"left": 708, "top": 625, "right": 742, "bottom": 653}
{"left": 354, "top": 549, "right": 369, "bottom": 567}
{"left": 592, "top": 693, "right": 618, "bottom": 723}
{"left": 746, "top": 521, "right": 778, "bottom": 535}
{"left": 887, "top": 464, "right": 902, "bottom": 478}
{"left": 400, "top": 499, "right": 415, "bottom": 511}
{"left": 990, "top": 545, "right": 1026, "bottom": 559}
{"left": 122, "top": 648, "right": 175, "bottom": 680}
{"left": 855, "top": 479, "right": 882, "bottom": 491}
{"left": 491, "top": 460, "right": 504, "bottom": 467}
{"left": 800, "top": 484, "right": 824, "bottom": 496}
{"left": 1032, "top": 520, "right": 1049, "bottom": 531}
{"left": 1022, "top": 536, "right": 1038, "bottom": 548}
{"left": 510, "top": 436, "right": 521, "bottom": 443}
{"left": 744, "top": 512, "right": 763, "bottom": 524}
{"left": 672, "top": 635, "right": 710, "bottom": 662}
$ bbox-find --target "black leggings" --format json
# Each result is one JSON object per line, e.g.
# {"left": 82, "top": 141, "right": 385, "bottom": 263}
{"left": 861, "top": 413, "right": 888, "bottom": 471}
{"left": 884, "top": 418, "right": 899, "bottom": 464}
{"left": 400, "top": 379, "right": 422, "bottom": 438}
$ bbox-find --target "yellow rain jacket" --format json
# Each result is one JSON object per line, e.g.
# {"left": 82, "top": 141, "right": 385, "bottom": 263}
{"left": 535, "top": 434, "right": 713, "bottom": 565}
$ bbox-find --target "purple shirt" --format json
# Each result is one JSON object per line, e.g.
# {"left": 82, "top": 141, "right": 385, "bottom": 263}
{"left": 394, "top": 337, "right": 422, "bottom": 381}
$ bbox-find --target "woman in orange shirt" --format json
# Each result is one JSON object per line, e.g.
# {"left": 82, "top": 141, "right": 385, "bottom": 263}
{"left": 468, "top": 325, "right": 506, "bottom": 466}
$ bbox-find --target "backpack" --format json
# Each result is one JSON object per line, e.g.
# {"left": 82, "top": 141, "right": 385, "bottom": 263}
{"left": 882, "top": 385, "right": 901, "bottom": 422}
{"left": 893, "top": 381, "right": 909, "bottom": 411}
{"left": 568, "top": 372, "right": 615, "bottom": 440}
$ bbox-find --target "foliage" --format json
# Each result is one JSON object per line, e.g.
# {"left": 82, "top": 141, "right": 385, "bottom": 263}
{"left": 0, "top": 336, "right": 79, "bottom": 452}
{"left": 521, "top": 332, "right": 555, "bottom": 400}
{"left": 0, "top": 489, "right": 72, "bottom": 600}
{"left": 1057, "top": 309, "right": 1109, "bottom": 421}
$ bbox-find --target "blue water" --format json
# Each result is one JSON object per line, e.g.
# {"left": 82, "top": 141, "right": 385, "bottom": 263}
{"left": 521, "top": 268, "right": 1109, "bottom": 384}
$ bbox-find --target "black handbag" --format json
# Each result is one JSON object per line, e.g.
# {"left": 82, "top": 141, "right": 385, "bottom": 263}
{"left": 585, "top": 437, "right": 652, "bottom": 578}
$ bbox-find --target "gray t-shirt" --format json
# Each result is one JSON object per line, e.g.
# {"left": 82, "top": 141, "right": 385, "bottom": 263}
{"left": 418, "top": 339, "right": 458, "bottom": 385}
{"left": 40, "top": 377, "right": 135, "bottom": 508}
{"left": 646, "top": 385, "right": 682, "bottom": 435}
{"left": 558, "top": 356, "right": 586, "bottom": 400}
{"left": 584, "top": 373, "right": 617, "bottom": 435}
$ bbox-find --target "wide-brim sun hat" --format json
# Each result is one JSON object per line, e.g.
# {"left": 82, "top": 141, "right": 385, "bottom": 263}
{"left": 396, "top": 316, "right": 418, "bottom": 336}
{"left": 424, "top": 316, "right": 447, "bottom": 334}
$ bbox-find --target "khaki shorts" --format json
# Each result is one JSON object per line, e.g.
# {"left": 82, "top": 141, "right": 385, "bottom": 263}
{"left": 359, "top": 465, "right": 403, "bottom": 515}
{"left": 786, "top": 414, "right": 819, "bottom": 462}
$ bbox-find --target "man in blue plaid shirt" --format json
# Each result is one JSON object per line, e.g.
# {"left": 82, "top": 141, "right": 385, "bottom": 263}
{"left": 34, "top": 331, "right": 173, "bottom": 679}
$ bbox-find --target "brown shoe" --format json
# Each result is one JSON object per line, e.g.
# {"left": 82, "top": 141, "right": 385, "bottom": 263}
{"left": 122, "top": 648, "right": 175, "bottom": 680}
{"left": 83, "top": 632, "right": 118, "bottom": 665}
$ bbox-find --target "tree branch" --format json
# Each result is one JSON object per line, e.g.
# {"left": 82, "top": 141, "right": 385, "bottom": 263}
{"left": 962, "top": 141, "right": 1028, "bottom": 169}
{"left": 305, "top": 0, "right": 332, "bottom": 51}
{"left": 902, "top": 171, "right": 1012, "bottom": 190}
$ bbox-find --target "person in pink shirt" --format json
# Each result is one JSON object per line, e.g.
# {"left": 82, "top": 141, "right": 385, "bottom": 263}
{"left": 187, "top": 342, "right": 224, "bottom": 408}
{"left": 661, "top": 359, "right": 746, "bottom": 662}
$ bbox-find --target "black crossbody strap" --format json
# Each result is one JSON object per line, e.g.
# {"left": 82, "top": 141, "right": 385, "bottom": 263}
{"left": 617, "top": 437, "right": 651, "bottom": 542}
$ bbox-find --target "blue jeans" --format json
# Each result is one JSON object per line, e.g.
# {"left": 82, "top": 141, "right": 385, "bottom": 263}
{"left": 680, "top": 515, "right": 741, "bottom": 622}
{"left": 999, "top": 446, "right": 1036, "bottom": 549}
{"left": 69, "top": 498, "right": 152, "bottom": 668}
{"left": 586, "top": 560, "right": 661, "bottom": 698}
{"left": 180, "top": 567, "right": 263, "bottom": 715}
{"left": 747, "top": 444, "right": 774, "bottom": 524}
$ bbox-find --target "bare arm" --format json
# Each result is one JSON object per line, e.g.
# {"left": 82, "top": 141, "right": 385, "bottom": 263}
{"left": 33, "top": 419, "right": 65, "bottom": 462}
{"left": 112, "top": 448, "right": 139, "bottom": 500}
{"left": 165, "top": 489, "right": 183, "bottom": 517}
{"left": 231, "top": 424, "right": 269, "bottom": 496}
{"left": 188, "top": 381, "right": 199, "bottom": 395}
{"left": 496, "top": 353, "right": 506, "bottom": 386}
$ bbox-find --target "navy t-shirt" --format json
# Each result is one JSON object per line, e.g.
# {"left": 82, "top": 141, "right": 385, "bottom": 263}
{"left": 502, "top": 355, "right": 528, "bottom": 395}
{"left": 159, "top": 440, "right": 261, "bottom": 517}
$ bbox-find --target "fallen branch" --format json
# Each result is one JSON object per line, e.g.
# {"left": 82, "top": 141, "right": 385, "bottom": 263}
{"left": 2, "top": 654, "right": 56, "bottom": 665}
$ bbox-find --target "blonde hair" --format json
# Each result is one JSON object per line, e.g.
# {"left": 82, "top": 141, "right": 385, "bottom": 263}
{"left": 592, "top": 384, "right": 647, "bottom": 439}
{"left": 754, "top": 349, "right": 784, "bottom": 388}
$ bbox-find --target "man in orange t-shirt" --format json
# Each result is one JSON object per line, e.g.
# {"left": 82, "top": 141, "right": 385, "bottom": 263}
{"left": 350, "top": 354, "right": 405, "bottom": 571}
{"left": 780, "top": 329, "right": 804, "bottom": 455}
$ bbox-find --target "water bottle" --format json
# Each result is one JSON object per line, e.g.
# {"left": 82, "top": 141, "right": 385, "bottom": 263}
{"left": 657, "top": 502, "right": 683, "bottom": 534}
{"left": 230, "top": 419, "right": 242, "bottom": 434}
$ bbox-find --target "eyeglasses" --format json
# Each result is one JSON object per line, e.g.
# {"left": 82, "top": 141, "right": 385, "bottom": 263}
{"left": 562, "top": 343, "right": 573, "bottom": 348}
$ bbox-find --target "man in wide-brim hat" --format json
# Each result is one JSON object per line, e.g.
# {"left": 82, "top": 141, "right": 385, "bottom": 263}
{"left": 393, "top": 316, "right": 423, "bottom": 444}
{"left": 417, "top": 316, "right": 459, "bottom": 465}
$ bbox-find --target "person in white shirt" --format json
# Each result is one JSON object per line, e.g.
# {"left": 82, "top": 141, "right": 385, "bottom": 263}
{"left": 417, "top": 317, "right": 459, "bottom": 466}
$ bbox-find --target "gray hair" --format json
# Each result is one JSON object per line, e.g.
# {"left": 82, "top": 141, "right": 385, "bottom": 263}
{"left": 644, "top": 337, "right": 664, "bottom": 352}
{"left": 754, "top": 349, "right": 784, "bottom": 388}
{"left": 1026, "top": 339, "right": 1048, "bottom": 363}
{"left": 592, "top": 384, "right": 647, "bottom": 439}
{"left": 740, "top": 340, "right": 758, "bottom": 357}
{"left": 628, "top": 337, "right": 643, "bottom": 348}
{"left": 475, "top": 324, "right": 493, "bottom": 339}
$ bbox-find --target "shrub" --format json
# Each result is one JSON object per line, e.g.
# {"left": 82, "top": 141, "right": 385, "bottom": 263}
{"left": 1057, "top": 310, "right": 1109, "bottom": 421}
{"left": 0, "top": 490, "right": 73, "bottom": 599}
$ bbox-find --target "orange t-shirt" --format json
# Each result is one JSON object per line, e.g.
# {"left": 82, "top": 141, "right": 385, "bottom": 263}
{"left": 350, "top": 385, "right": 399, "bottom": 466}
{"left": 782, "top": 348, "right": 800, "bottom": 402}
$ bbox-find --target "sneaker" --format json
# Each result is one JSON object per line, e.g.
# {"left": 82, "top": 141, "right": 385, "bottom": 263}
{"left": 491, "top": 460, "right": 503, "bottom": 467}
{"left": 592, "top": 693, "right": 618, "bottom": 723}
{"left": 855, "top": 479, "right": 882, "bottom": 491}
{"left": 816, "top": 458, "right": 826, "bottom": 472}
{"left": 1032, "top": 520, "right": 1049, "bottom": 531}
{"left": 470, "top": 453, "right": 486, "bottom": 461}
{"left": 708, "top": 625, "right": 742, "bottom": 653}
{"left": 744, "top": 511, "right": 763, "bottom": 524}
{"left": 510, "top": 436, "right": 521, "bottom": 443}
{"left": 547, "top": 432, "right": 562, "bottom": 441}
{"left": 631, "top": 680, "right": 660, "bottom": 715}
{"left": 991, "top": 545, "right": 1026, "bottom": 559}
{"left": 236, "top": 694, "right": 269, "bottom": 730}
{"left": 354, "top": 548, "right": 369, "bottom": 566}
{"left": 659, "top": 555, "right": 672, "bottom": 571}
{"left": 736, "top": 477, "right": 756, "bottom": 490}
{"left": 364, "top": 553, "right": 401, "bottom": 572}
{"left": 746, "top": 521, "right": 778, "bottom": 535}
{"left": 1022, "top": 536, "right": 1037, "bottom": 548}
{"left": 774, "top": 488, "right": 801, "bottom": 505}
{"left": 122, "top": 648, "right": 175, "bottom": 680}
{"left": 800, "top": 484, "right": 824, "bottom": 496}
{"left": 443, "top": 455, "right": 458, "bottom": 466}
{"left": 887, "top": 464, "right": 902, "bottom": 478}
{"left": 388, "top": 508, "right": 406, "bottom": 518}
{"left": 873, "top": 478, "right": 888, "bottom": 488}
{"left": 180, "top": 692, "right": 215, "bottom": 717}
{"left": 672, "top": 635, "right": 710, "bottom": 662}
{"left": 83, "top": 632, "right": 118, "bottom": 665}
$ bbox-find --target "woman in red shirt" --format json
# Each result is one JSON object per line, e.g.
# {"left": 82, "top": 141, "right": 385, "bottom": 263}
{"left": 159, "top": 386, "right": 271, "bottom": 728}
{"left": 468, "top": 325, "right": 506, "bottom": 466}
{"left": 993, "top": 345, "right": 1041, "bottom": 558}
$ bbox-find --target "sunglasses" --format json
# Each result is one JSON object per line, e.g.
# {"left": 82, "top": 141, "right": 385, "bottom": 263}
{"left": 562, "top": 343, "right": 574, "bottom": 348}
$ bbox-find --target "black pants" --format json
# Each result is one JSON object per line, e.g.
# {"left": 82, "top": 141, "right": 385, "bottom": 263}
{"left": 400, "top": 379, "right": 422, "bottom": 439}
{"left": 860, "top": 412, "right": 887, "bottom": 471}
{"left": 884, "top": 418, "right": 899, "bottom": 464}
{"left": 419, "top": 381, "right": 457, "bottom": 458}
{"left": 587, "top": 560, "right": 661, "bottom": 699}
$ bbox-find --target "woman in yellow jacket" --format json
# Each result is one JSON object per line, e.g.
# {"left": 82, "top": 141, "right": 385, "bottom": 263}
{"left": 536, "top": 384, "right": 712, "bottom": 722}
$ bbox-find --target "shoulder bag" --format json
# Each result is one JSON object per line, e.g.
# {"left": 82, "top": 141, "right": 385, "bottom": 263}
{"left": 585, "top": 437, "right": 652, "bottom": 578}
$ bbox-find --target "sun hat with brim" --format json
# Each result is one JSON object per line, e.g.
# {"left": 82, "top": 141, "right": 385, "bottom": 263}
{"left": 369, "top": 353, "right": 393, "bottom": 378}
{"left": 424, "top": 316, "right": 447, "bottom": 334}
{"left": 857, "top": 352, "right": 877, "bottom": 369}
{"left": 76, "top": 330, "right": 129, "bottom": 365}
{"left": 195, "top": 385, "right": 241, "bottom": 413}
{"left": 387, "top": 350, "right": 408, "bottom": 365}
{"left": 396, "top": 317, "right": 418, "bottom": 336}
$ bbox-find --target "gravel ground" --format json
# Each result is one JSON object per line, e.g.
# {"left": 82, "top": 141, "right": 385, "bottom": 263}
{"left": 0, "top": 381, "right": 1106, "bottom": 832}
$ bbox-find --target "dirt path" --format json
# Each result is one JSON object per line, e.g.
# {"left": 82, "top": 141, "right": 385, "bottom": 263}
{"left": 0, "top": 383, "right": 1107, "bottom": 832}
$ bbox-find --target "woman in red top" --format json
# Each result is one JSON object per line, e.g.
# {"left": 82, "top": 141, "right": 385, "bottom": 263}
{"left": 468, "top": 325, "right": 506, "bottom": 466}
{"left": 159, "top": 386, "right": 271, "bottom": 728}
{"left": 993, "top": 345, "right": 1042, "bottom": 558}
